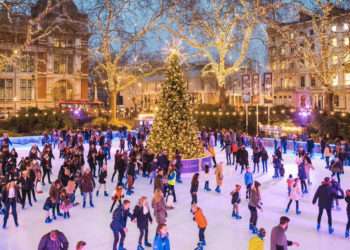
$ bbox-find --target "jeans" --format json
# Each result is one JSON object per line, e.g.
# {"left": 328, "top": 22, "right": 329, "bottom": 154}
{"left": 167, "top": 185, "right": 176, "bottom": 202}
{"left": 286, "top": 200, "right": 299, "bottom": 212}
{"left": 191, "top": 193, "right": 197, "bottom": 205}
{"left": 331, "top": 172, "right": 341, "bottom": 184}
{"left": 253, "top": 163, "right": 259, "bottom": 173}
{"left": 225, "top": 152, "right": 231, "bottom": 165}
{"left": 21, "top": 189, "right": 32, "bottom": 208}
{"left": 199, "top": 227, "right": 206, "bottom": 242}
{"left": 138, "top": 226, "right": 149, "bottom": 244}
{"left": 3, "top": 198, "right": 18, "bottom": 227}
{"left": 246, "top": 184, "right": 252, "bottom": 199}
{"left": 317, "top": 207, "right": 332, "bottom": 227}
{"left": 273, "top": 167, "right": 280, "bottom": 178}
{"left": 262, "top": 160, "right": 268, "bottom": 173}
{"left": 300, "top": 180, "right": 308, "bottom": 193}
{"left": 325, "top": 157, "right": 330, "bottom": 168}
{"left": 82, "top": 192, "right": 93, "bottom": 206}
{"left": 248, "top": 205, "right": 258, "bottom": 227}
{"left": 113, "top": 229, "right": 126, "bottom": 250}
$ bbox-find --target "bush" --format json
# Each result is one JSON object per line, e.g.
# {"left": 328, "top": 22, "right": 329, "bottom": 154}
{"left": 0, "top": 108, "right": 80, "bottom": 135}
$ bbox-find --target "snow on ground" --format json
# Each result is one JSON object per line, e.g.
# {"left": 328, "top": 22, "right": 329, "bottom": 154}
{"left": 1, "top": 140, "right": 350, "bottom": 250}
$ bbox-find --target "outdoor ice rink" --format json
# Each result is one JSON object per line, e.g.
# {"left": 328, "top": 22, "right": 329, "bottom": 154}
{"left": 1, "top": 140, "right": 350, "bottom": 250}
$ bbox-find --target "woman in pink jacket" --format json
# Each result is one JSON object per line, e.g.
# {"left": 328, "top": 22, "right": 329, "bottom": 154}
{"left": 285, "top": 178, "right": 301, "bottom": 215}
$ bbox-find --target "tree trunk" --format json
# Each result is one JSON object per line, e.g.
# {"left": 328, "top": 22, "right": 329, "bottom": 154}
{"left": 218, "top": 85, "right": 228, "bottom": 109}
{"left": 110, "top": 90, "right": 117, "bottom": 122}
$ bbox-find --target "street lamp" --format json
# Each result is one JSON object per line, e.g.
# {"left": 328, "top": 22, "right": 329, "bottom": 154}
{"left": 13, "top": 96, "right": 17, "bottom": 114}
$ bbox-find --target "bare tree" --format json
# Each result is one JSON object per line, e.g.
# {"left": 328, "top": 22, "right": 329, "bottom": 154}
{"left": 84, "top": 0, "right": 169, "bottom": 123}
{"left": 163, "top": 0, "right": 280, "bottom": 106}
{"left": 0, "top": 0, "right": 74, "bottom": 71}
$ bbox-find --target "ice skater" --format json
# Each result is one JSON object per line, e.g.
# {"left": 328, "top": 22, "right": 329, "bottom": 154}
{"left": 230, "top": 184, "right": 242, "bottom": 219}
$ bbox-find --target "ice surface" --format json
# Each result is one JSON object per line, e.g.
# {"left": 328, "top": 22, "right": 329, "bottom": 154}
{"left": 1, "top": 141, "right": 349, "bottom": 250}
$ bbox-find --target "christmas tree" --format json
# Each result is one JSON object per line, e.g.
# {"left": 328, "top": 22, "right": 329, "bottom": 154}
{"left": 147, "top": 52, "right": 204, "bottom": 159}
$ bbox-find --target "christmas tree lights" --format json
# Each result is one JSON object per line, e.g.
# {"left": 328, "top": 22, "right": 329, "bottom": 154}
{"left": 147, "top": 52, "right": 204, "bottom": 159}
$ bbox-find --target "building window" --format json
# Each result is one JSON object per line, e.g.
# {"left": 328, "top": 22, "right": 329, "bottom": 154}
{"left": 300, "top": 76, "right": 305, "bottom": 88}
{"left": 344, "top": 37, "right": 350, "bottom": 46}
{"left": 20, "top": 55, "right": 34, "bottom": 72}
{"left": 331, "top": 38, "right": 337, "bottom": 47}
{"left": 53, "top": 38, "right": 74, "bottom": 48}
{"left": 332, "top": 25, "right": 337, "bottom": 32}
{"left": 54, "top": 54, "right": 74, "bottom": 74}
{"left": 344, "top": 23, "right": 349, "bottom": 31}
{"left": 20, "top": 79, "right": 32, "bottom": 100}
{"left": 332, "top": 75, "right": 339, "bottom": 86}
{"left": 332, "top": 55, "right": 338, "bottom": 65}
{"left": 345, "top": 73, "right": 350, "bottom": 85}
{"left": 334, "top": 95, "right": 339, "bottom": 107}
{"left": 311, "top": 77, "right": 316, "bottom": 87}
{"left": 281, "top": 48, "right": 285, "bottom": 55}
{"left": 0, "top": 79, "right": 13, "bottom": 100}
{"left": 290, "top": 47, "right": 295, "bottom": 54}
{"left": 309, "top": 29, "right": 314, "bottom": 36}
{"left": 290, "top": 33, "right": 294, "bottom": 39}
{"left": 1, "top": 64, "right": 13, "bottom": 73}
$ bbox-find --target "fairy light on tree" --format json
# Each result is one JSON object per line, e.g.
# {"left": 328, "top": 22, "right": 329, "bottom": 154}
{"left": 164, "top": 0, "right": 280, "bottom": 106}
{"left": 147, "top": 49, "right": 204, "bottom": 159}
{"left": 85, "top": 0, "right": 169, "bottom": 124}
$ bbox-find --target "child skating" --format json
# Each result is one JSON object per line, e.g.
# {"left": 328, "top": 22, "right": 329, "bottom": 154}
{"left": 230, "top": 184, "right": 242, "bottom": 219}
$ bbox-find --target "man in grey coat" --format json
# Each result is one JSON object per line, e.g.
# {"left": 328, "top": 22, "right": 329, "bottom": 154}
{"left": 270, "top": 216, "right": 300, "bottom": 250}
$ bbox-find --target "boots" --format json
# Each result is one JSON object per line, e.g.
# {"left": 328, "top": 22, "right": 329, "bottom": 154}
{"left": 232, "top": 211, "right": 236, "bottom": 218}
{"left": 296, "top": 209, "right": 301, "bottom": 215}
{"left": 137, "top": 244, "right": 144, "bottom": 250}
{"left": 67, "top": 212, "right": 70, "bottom": 218}
{"left": 204, "top": 182, "right": 211, "bottom": 191}
{"left": 329, "top": 227, "right": 334, "bottom": 234}
{"left": 45, "top": 217, "right": 52, "bottom": 224}
{"left": 285, "top": 208, "right": 289, "bottom": 214}
{"left": 96, "top": 190, "right": 99, "bottom": 197}
{"left": 90, "top": 201, "right": 94, "bottom": 207}
{"left": 215, "top": 186, "right": 221, "bottom": 193}
{"left": 104, "top": 191, "right": 109, "bottom": 197}
{"left": 83, "top": 201, "right": 86, "bottom": 208}
{"left": 235, "top": 214, "right": 242, "bottom": 220}
{"left": 144, "top": 241, "right": 152, "bottom": 247}
{"left": 345, "top": 230, "right": 349, "bottom": 238}
{"left": 317, "top": 224, "right": 321, "bottom": 231}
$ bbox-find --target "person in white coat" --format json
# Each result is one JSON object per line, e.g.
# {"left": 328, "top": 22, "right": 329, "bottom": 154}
{"left": 285, "top": 178, "right": 302, "bottom": 215}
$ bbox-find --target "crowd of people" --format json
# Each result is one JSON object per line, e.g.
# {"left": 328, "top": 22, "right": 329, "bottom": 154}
{"left": 0, "top": 128, "right": 349, "bottom": 250}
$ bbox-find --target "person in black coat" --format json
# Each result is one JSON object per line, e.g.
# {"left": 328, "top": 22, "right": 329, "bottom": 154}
{"left": 312, "top": 177, "right": 344, "bottom": 234}
{"left": 110, "top": 200, "right": 132, "bottom": 250}
{"left": 236, "top": 146, "right": 248, "bottom": 173}
{"left": 132, "top": 196, "right": 153, "bottom": 249}
{"left": 19, "top": 171, "right": 32, "bottom": 208}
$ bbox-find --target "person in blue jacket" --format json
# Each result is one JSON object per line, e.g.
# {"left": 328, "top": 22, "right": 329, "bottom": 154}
{"left": 244, "top": 167, "right": 253, "bottom": 200}
{"left": 153, "top": 223, "right": 170, "bottom": 250}
{"left": 110, "top": 200, "right": 133, "bottom": 250}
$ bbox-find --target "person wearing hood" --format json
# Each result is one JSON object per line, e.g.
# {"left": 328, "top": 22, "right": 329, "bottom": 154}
{"left": 270, "top": 216, "right": 299, "bottom": 250}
